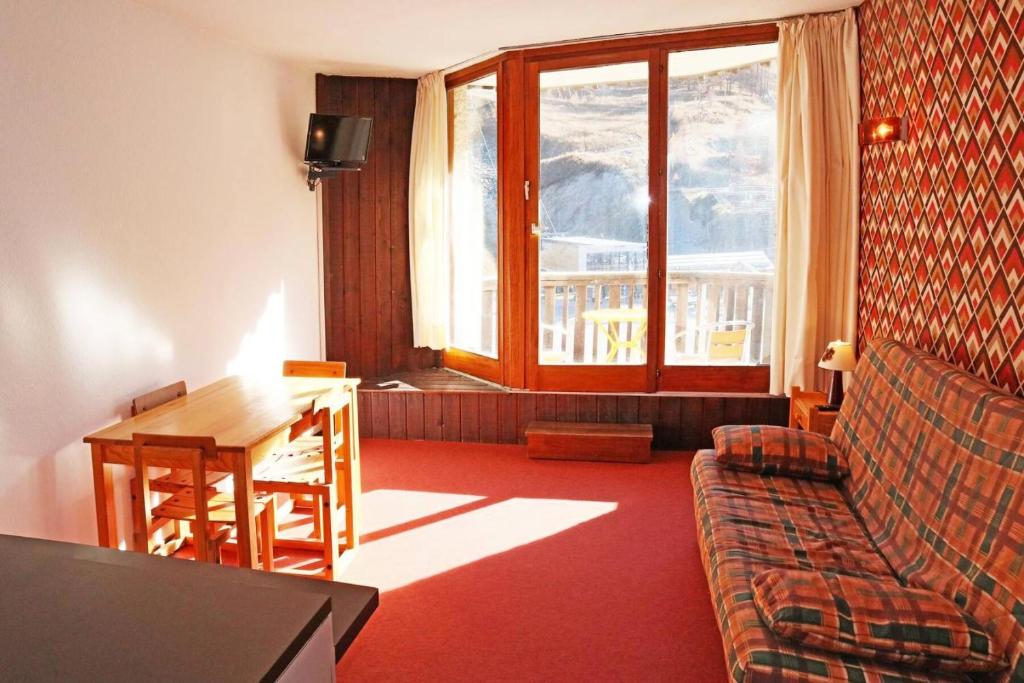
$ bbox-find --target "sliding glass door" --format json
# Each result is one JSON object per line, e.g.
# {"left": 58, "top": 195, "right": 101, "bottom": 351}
{"left": 527, "top": 55, "right": 653, "bottom": 390}
{"left": 663, "top": 45, "right": 778, "bottom": 369}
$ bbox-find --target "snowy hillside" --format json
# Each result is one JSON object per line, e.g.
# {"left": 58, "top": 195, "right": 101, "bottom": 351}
{"left": 538, "top": 58, "right": 777, "bottom": 261}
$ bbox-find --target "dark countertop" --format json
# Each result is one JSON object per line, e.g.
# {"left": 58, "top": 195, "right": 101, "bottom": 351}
{"left": 0, "top": 534, "right": 378, "bottom": 682}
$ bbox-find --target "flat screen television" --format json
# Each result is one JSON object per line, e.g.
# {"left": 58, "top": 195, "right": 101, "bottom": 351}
{"left": 304, "top": 114, "right": 372, "bottom": 169}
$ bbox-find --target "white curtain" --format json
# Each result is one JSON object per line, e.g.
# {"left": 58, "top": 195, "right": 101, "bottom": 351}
{"left": 771, "top": 8, "right": 860, "bottom": 395}
{"left": 409, "top": 71, "right": 450, "bottom": 350}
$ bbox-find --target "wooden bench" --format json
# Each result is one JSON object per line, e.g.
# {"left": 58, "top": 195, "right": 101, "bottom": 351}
{"left": 525, "top": 422, "right": 653, "bottom": 463}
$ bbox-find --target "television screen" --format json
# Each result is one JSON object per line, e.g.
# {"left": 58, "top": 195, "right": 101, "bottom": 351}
{"left": 304, "top": 114, "right": 372, "bottom": 166}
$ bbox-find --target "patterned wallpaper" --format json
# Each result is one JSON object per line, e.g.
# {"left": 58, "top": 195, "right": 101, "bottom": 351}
{"left": 857, "top": 0, "right": 1024, "bottom": 397}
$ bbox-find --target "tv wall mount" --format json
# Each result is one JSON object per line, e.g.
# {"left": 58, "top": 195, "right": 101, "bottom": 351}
{"left": 305, "top": 162, "right": 362, "bottom": 191}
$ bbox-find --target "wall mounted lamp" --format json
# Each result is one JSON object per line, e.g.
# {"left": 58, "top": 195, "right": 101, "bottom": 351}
{"left": 859, "top": 115, "right": 906, "bottom": 146}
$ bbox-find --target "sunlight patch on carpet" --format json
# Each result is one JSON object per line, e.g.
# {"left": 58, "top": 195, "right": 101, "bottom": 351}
{"left": 339, "top": 495, "right": 617, "bottom": 591}
{"left": 359, "top": 489, "right": 485, "bottom": 536}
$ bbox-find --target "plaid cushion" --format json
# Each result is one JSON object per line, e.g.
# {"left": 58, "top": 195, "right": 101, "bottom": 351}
{"left": 712, "top": 425, "right": 849, "bottom": 481}
{"left": 752, "top": 569, "right": 1007, "bottom": 673}
{"left": 691, "top": 452, "right": 966, "bottom": 682}
{"left": 833, "top": 340, "right": 1024, "bottom": 683}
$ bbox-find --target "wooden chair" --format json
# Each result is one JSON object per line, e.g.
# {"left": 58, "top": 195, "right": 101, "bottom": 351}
{"left": 253, "top": 360, "right": 356, "bottom": 579}
{"left": 705, "top": 321, "right": 752, "bottom": 363}
{"left": 131, "top": 433, "right": 275, "bottom": 569}
{"left": 131, "top": 382, "right": 231, "bottom": 492}
{"left": 130, "top": 382, "right": 231, "bottom": 552}
{"left": 283, "top": 360, "right": 347, "bottom": 379}
{"left": 130, "top": 381, "right": 186, "bottom": 417}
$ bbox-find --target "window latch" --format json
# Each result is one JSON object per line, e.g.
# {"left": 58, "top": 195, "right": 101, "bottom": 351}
{"left": 524, "top": 180, "right": 530, "bottom": 201}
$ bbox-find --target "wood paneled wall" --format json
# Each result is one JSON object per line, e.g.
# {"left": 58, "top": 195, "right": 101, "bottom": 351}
{"left": 316, "top": 74, "right": 437, "bottom": 378}
{"left": 357, "top": 390, "right": 788, "bottom": 450}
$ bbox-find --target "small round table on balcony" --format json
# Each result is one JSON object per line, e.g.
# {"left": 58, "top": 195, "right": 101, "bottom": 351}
{"left": 582, "top": 308, "right": 648, "bottom": 363}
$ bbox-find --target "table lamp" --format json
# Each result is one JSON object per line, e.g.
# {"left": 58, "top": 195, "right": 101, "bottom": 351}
{"left": 818, "top": 340, "right": 857, "bottom": 409}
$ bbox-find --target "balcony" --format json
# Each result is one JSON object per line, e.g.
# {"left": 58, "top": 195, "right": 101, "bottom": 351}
{"left": 478, "top": 270, "right": 773, "bottom": 365}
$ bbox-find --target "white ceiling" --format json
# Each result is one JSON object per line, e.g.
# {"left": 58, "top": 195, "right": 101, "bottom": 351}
{"left": 137, "top": 0, "right": 861, "bottom": 78}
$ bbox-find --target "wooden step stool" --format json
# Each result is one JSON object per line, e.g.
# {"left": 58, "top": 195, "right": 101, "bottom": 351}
{"left": 525, "top": 422, "right": 653, "bottom": 463}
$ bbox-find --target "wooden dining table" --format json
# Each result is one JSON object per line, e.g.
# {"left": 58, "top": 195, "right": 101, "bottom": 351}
{"left": 83, "top": 374, "right": 361, "bottom": 569}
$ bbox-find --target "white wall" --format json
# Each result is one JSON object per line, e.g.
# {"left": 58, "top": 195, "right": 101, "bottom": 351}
{"left": 0, "top": 0, "right": 320, "bottom": 545}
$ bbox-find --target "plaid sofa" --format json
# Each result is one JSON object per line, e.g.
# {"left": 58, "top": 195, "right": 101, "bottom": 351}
{"left": 692, "top": 339, "right": 1024, "bottom": 682}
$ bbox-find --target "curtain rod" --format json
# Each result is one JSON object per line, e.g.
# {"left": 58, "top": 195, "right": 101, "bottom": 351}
{"left": 442, "top": 4, "right": 858, "bottom": 74}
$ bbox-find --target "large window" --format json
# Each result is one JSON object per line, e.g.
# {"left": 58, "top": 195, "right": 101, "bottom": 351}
{"left": 442, "top": 25, "right": 780, "bottom": 392}
{"left": 449, "top": 74, "right": 498, "bottom": 358}
{"left": 664, "top": 44, "right": 778, "bottom": 366}
{"left": 537, "top": 62, "right": 649, "bottom": 366}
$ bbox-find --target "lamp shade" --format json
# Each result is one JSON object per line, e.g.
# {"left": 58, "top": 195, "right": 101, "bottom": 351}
{"left": 818, "top": 340, "right": 857, "bottom": 372}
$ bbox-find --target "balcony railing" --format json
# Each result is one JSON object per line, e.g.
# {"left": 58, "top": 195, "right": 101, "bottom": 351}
{"left": 479, "top": 270, "right": 773, "bottom": 365}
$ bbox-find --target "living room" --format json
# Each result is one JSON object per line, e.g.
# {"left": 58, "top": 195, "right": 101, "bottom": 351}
{"left": 1, "top": 0, "right": 1022, "bottom": 681}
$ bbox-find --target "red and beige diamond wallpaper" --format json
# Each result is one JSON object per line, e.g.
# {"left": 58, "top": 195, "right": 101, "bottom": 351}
{"left": 857, "top": 0, "right": 1024, "bottom": 397}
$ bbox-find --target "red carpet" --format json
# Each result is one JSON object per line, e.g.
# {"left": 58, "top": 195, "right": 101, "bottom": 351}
{"left": 334, "top": 439, "right": 727, "bottom": 682}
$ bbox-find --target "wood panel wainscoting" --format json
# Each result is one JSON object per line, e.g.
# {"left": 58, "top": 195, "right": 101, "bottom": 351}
{"left": 316, "top": 74, "right": 438, "bottom": 379}
{"left": 356, "top": 388, "right": 788, "bottom": 450}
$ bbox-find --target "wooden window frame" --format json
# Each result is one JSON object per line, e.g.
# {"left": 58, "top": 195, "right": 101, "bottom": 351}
{"left": 442, "top": 23, "right": 780, "bottom": 394}
{"left": 524, "top": 47, "right": 655, "bottom": 393}
{"left": 443, "top": 60, "right": 503, "bottom": 384}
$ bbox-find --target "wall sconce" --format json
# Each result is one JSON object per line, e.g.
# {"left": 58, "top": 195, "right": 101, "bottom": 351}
{"left": 859, "top": 115, "right": 906, "bottom": 146}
